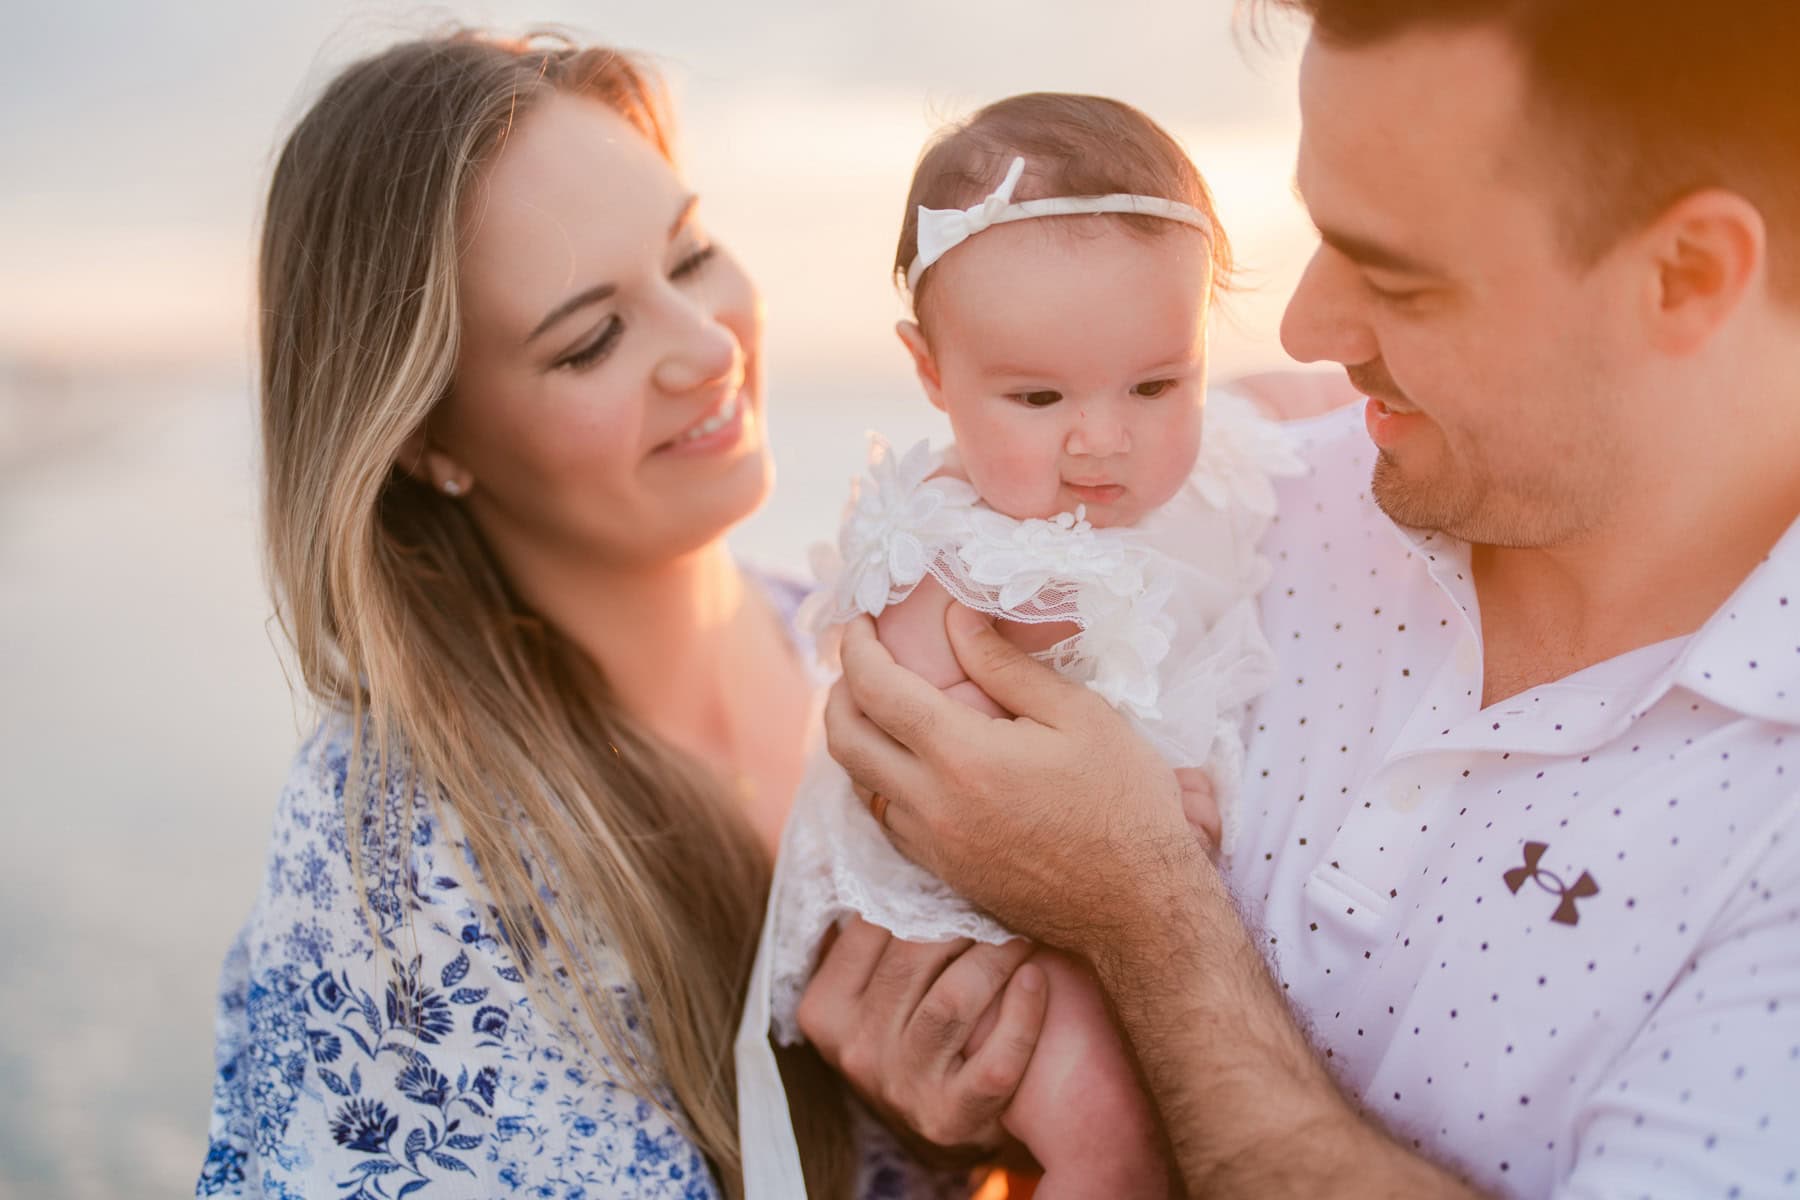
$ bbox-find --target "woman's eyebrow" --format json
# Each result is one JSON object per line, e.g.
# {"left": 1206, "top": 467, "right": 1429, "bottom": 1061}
{"left": 527, "top": 282, "right": 618, "bottom": 344}
{"left": 525, "top": 195, "right": 700, "bottom": 345}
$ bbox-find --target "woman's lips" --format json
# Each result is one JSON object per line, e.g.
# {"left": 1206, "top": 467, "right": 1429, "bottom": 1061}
{"left": 655, "top": 386, "right": 751, "bottom": 457}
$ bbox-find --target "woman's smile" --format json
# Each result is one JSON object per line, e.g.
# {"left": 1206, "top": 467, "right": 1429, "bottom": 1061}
{"left": 654, "top": 378, "right": 754, "bottom": 457}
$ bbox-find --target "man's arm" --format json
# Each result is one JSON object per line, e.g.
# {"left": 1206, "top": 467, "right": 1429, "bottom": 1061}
{"left": 1091, "top": 830, "right": 1473, "bottom": 1196}
{"left": 823, "top": 610, "right": 1483, "bottom": 1197}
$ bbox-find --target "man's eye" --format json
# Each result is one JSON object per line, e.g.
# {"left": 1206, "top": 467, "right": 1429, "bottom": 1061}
{"left": 1365, "top": 278, "right": 1425, "bottom": 306}
{"left": 1014, "top": 390, "right": 1063, "bottom": 408}
{"left": 671, "top": 244, "right": 717, "bottom": 280}
{"left": 1132, "top": 379, "right": 1178, "bottom": 398}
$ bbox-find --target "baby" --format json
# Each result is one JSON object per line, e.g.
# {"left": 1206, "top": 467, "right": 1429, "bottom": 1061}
{"left": 738, "top": 94, "right": 1302, "bottom": 1197}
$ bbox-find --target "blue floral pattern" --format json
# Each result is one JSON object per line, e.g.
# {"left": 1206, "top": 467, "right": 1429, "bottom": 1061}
{"left": 200, "top": 578, "right": 969, "bottom": 1198}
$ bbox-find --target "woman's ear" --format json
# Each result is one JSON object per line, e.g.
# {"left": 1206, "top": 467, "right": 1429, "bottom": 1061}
{"left": 895, "top": 320, "right": 947, "bottom": 413}
{"left": 396, "top": 428, "right": 475, "bottom": 498}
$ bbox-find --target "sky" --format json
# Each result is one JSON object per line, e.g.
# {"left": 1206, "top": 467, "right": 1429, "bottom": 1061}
{"left": 0, "top": 0, "right": 1316, "bottom": 378}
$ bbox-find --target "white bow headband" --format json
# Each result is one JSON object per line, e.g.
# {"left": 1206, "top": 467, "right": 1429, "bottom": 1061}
{"left": 905, "top": 155, "right": 1214, "bottom": 293}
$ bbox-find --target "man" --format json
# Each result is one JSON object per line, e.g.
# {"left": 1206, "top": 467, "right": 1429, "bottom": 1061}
{"left": 801, "top": 1, "right": 1800, "bottom": 1194}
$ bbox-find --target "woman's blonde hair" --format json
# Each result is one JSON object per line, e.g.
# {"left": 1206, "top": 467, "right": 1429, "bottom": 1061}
{"left": 259, "top": 31, "right": 850, "bottom": 1196}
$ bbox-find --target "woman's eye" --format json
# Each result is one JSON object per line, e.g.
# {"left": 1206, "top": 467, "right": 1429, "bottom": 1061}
{"left": 1132, "top": 379, "right": 1178, "bottom": 398}
{"left": 1014, "top": 390, "right": 1063, "bottom": 408}
{"left": 671, "top": 244, "right": 717, "bottom": 280}
{"left": 556, "top": 316, "right": 624, "bottom": 371}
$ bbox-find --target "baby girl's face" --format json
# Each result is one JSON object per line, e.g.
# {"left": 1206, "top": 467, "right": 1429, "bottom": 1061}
{"left": 911, "top": 218, "right": 1212, "bottom": 528}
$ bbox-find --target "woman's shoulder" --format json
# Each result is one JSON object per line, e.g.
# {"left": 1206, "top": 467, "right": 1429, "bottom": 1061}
{"left": 255, "top": 713, "right": 454, "bottom": 949}
{"left": 201, "top": 716, "right": 713, "bottom": 1198}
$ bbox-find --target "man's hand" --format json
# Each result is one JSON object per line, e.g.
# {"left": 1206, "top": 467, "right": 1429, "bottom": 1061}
{"left": 796, "top": 919, "right": 1047, "bottom": 1158}
{"left": 822, "top": 608, "right": 1200, "bottom": 956}
{"left": 825, "top": 607, "right": 1485, "bottom": 1198}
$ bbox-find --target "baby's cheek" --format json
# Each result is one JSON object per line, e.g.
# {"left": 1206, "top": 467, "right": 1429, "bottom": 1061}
{"left": 1143, "top": 416, "right": 1204, "bottom": 497}
{"left": 947, "top": 402, "right": 1067, "bottom": 518}
{"left": 974, "top": 444, "right": 1065, "bottom": 519}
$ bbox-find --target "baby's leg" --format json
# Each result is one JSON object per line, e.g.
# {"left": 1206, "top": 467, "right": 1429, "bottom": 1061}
{"left": 992, "top": 950, "right": 1171, "bottom": 1199}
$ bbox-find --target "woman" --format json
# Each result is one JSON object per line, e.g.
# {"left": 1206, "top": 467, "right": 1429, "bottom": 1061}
{"left": 195, "top": 32, "right": 1033, "bottom": 1199}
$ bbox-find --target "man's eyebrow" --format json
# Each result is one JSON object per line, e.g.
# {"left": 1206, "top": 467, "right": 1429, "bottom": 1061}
{"left": 1318, "top": 225, "right": 1441, "bottom": 276}
{"left": 525, "top": 194, "right": 700, "bottom": 345}
{"left": 669, "top": 193, "right": 698, "bottom": 238}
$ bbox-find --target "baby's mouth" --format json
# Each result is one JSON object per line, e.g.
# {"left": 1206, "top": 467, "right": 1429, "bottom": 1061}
{"left": 1065, "top": 481, "right": 1126, "bottom": 505}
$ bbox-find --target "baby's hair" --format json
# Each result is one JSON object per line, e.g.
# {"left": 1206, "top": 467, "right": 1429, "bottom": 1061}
{"left": 895, "top": 92, "right": 1234, "bottom": 321}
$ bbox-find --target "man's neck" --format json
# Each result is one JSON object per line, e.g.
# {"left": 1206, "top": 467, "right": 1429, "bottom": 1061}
{"left": 1473, "top": 445, "right": 1800, "bottom": 707}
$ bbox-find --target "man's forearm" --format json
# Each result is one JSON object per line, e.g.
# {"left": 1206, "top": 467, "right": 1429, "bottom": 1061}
{"left": 1090, "top": 841, "right": 1482, "bottom": 1198}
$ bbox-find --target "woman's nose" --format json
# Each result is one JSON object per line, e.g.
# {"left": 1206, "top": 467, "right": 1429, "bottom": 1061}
{"left": 653, "top": 305, "right": 739, "bottom": 395}
{"left": 1280, "top": 245, "right": 1380, "bottom": 367}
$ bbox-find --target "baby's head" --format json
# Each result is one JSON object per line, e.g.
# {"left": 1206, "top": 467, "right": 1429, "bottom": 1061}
{"left": 894, "top": 94, "right": 1232, "bottom": 528}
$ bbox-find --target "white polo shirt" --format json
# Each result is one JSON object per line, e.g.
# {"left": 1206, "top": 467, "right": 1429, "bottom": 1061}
{"left": 1232, "top": 406, "right": 1800, "bottom": 1199}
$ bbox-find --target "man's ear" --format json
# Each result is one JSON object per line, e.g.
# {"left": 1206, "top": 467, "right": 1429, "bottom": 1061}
{"left": 396, "top": 427, "right": 475, "bottom": 498}
{"left": 895, "top": 320, "right": 947, "bottom": 413}
{"left": 1640, "top": 188, "right": 1765, "bottom": 357}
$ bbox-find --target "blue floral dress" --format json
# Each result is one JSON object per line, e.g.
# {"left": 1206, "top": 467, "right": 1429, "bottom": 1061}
{"left": 198, "top": 580, "right": 967, "bottom": 1199}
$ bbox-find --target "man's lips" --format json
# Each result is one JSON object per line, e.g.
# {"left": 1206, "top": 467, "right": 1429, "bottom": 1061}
{"left": 1365, "top": 394, "right": 1419, "bottom": 416}
{"left": 1364, "top": 395, "right": 1428, "bottom": 450}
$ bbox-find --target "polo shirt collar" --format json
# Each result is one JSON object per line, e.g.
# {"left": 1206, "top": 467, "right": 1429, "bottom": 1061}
{"left": 1672, "top": 511, "right": 1800, "bottom": 726}
{"left": 1381, "top": 510, "right": 1800, "bottom": 761}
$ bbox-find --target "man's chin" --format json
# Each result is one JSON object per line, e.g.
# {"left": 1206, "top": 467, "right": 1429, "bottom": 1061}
{"left": 1370, "top": 455, "right": 1466, "bottom": 534}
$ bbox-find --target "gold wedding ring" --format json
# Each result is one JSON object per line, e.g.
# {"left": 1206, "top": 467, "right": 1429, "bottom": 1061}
{"left": 869, "top": 791, "right": 890, "bottom": 829}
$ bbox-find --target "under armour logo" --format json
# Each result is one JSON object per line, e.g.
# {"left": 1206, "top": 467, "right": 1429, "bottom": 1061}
{"left": 1503, "top": 841, "right": 1599, "bottom": 926}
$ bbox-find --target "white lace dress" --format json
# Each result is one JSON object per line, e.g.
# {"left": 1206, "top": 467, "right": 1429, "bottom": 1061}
{"left": 734, "top": 390, "right": 1303, "bottom": 1196}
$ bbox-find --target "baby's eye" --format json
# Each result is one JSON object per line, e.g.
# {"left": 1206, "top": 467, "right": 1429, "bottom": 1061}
{"left": 1132, "top": 379, "right": 1178, "bottom": 398}
{"left": 1013, "top": 390, "right": 1064, "bottom": 408}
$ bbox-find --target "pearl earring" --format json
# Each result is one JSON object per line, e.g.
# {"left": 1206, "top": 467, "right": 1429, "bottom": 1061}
{"left": 441, "top": 478, "right": 466, "bottom": 497}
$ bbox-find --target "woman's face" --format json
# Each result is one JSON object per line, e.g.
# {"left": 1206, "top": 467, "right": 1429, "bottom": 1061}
{"left": 433, "top": 92, "right": 769, "bottom": 575}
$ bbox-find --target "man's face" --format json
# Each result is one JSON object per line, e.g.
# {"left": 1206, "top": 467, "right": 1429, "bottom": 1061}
{"left": 1282, "top": 25, "right": 1647, "bottom": 548}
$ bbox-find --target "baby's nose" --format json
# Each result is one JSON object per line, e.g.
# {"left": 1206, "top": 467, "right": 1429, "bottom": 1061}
{"left": 1067, "top": 405, "right": 1129, "bottom": 456}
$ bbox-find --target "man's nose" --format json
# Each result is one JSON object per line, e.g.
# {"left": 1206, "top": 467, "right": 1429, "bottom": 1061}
{"left": 1281, "top": 245, "right": 1379, "bottom": 367}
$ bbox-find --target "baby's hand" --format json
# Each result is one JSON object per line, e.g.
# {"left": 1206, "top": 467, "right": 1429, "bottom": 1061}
{"left": 1174, "top": 767, "right": 1220, "bottom": 850}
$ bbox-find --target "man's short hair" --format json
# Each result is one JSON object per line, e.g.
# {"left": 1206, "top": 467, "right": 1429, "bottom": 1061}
{"left": 1256, "top": 0, "right": 1800, "bottom": 303}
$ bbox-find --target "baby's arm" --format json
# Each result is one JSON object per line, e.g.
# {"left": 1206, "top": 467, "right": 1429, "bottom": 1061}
{"left": 874, "top": 578, "right": 1009, "bottom": 718}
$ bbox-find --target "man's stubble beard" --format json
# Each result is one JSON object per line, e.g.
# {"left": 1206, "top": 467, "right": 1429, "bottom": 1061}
{"left": 1370, "top": 446, "right": 1602, "bottom": 550}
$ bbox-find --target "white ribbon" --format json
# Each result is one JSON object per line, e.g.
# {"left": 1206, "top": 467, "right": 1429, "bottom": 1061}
{"left": 905, "top": 155, "right": 1215, "bottom": 292}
